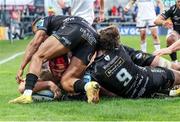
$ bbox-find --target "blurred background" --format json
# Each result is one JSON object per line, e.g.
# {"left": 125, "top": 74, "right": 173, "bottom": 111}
{"left": 0, "top": 0, "right": 166, "bottom": 41}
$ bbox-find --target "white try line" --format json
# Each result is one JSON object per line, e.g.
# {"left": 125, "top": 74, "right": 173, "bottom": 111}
{"left": 0, "top": 51, "right": 24, "bottom": 65}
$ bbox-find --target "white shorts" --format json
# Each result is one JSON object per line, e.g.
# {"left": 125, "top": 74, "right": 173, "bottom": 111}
{"left": 136, "top": 19, "right": 157, "bottom": 30}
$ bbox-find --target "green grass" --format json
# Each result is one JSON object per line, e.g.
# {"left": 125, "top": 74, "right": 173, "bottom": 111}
{"left": 0, "top": 36, "right": 180, "bottom": 121}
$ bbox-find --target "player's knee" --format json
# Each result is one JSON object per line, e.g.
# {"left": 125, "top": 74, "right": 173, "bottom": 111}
{"left": 152, "top": 33, "right": 158, "bottom": 40}
{"left": 141, "top": 33, "right": 146, "bottom": 39}
{"left": 32, "top": 52, "right": 45, "bottom": 62}
{"left": 167, "top": 36, "right": 175, "bottom": 46}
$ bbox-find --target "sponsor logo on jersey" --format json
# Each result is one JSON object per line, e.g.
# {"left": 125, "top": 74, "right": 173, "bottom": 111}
{"left": 63, "top": 17, "right": 75, "bottom": 23}
{"left": 135, "top": 53, "right": 143, "bottom": 59}
{"left": 104, "top": 56, "right": 125, "bottom": 77}
{"left": 61, "top": 37, "right": 71, "bottom": 46}
{"left": 104, "top": 55, "right": 110, "bottom": 61}
{"left": 80, "top": 28, "right": 97, "bottom": 46}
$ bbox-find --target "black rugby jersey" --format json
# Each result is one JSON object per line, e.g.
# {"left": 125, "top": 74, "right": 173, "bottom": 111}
{"left": 123, "top": 45, "right": 155, "bottom": 66}
{"left": 87, "top": 45, "right": 153, "bottom": 98}
{"left": 161, "top": 5, "right": 180, "bottom": 34}
{"left": 35, "top": 15, "right": 92, "bottom": 36}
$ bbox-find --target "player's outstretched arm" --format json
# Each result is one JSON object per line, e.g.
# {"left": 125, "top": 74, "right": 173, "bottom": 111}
{"left": 153, "top": 40, "right": 180, "bottom": 56}
{"left": 16, "top": 30, "right": 47, "bottom": 83}
{"left": 154, "top": 15, "right": 173, "bottom": 29}
{"left": 124, "top": 0, "right": 136, "bottom": 12}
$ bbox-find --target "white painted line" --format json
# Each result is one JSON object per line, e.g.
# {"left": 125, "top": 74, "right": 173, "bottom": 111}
{"left": 0, "top": 51, "right": 24, "bottom": 65}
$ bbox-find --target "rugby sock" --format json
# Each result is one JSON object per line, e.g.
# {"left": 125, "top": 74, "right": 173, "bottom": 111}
{"left": 23, "top": 89, "right": 33, "bottom": 96}
{"left": 24, "top": 73, "right": 38, "bottom": 96}
{"left": 141, "top": 41, "right": 147, "bottom": 52}
{"left": 170, "top": 52, "right": 177, "bottom": 62}
{"left": 74, "top": 80, "right": 86, "bottom": 93}
{"left": 154, "top": 43, "right": 160, "bottom": 51}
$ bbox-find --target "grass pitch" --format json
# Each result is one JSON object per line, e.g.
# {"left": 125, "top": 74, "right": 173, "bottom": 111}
{"left": 0, "top": 36, "right": 180, "bottom": 121}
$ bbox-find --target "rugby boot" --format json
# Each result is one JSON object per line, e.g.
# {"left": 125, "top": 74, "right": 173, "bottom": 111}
{"left": 8, "top": 95, "right": 33, "bottom": 104}
{"left": 169, "top": 88, "right": 180, "bottom": 97}
{"left": 85, "top": 81, "right": 100, "bottom": 104}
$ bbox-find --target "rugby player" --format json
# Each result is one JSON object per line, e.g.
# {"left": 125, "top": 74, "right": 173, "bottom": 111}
{"left": 58, "top": 0, "right": 105, "bottom": 24}
{"left": 86, "top": 25, "right": 180, "bottom": 98}
{"left": 17, "top": 44, "right": 180, "bottom": 100}
{"left": 9, "top": 15, "right": 100, "bottom": 104}
{"left": 154, "top": 0, "right": 180, "bottom": 61}
{"left": 124, "top": 0, "right": 163, "bottom": 52}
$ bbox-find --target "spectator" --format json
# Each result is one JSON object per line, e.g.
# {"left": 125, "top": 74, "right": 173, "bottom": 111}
{"left": 111, "top": 5, "right": 118, "bottom": 16}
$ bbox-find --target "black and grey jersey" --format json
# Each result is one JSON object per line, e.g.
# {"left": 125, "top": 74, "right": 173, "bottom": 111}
{"left": 87, "top": 45, "right": 175, "bottom": 98}
{"left": 35, "top": 15, "right": 92, "bottom": 36}
{"left": 87, "top": 46, "right": 153, "bottom": 98}
{"left": 123, "top": 45, "right": 155, "bottom": 66}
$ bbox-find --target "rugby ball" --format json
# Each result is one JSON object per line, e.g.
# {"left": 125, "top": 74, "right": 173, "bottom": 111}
{"left": 32, "top": 90, "right": 54, "bottom": 102}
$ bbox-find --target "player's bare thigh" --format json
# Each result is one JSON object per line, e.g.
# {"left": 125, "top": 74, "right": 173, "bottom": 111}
{"left": 34, "top": 36, "right": 70, "bottom": 61}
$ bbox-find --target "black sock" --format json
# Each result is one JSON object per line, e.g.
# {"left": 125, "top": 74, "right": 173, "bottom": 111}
{"left": 73, "top": 80, "right": 86, "bottom": 93}
{"left": 25, "top": 73, "right": 38, "bottom": 90}
{"left": 170, "top": 52, "right": 177, "bottom": 61}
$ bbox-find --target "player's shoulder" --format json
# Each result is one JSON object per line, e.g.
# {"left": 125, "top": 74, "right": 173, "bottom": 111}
{"left": 169, "top": 4, "right": 177, "bottom": 11}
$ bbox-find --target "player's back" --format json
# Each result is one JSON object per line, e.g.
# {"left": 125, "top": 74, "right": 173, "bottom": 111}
{"left": 39, "top": 15, "right": 91, "bottom": 35}
{"left": 88, "top": 45, "right": 152, "bottom": 98}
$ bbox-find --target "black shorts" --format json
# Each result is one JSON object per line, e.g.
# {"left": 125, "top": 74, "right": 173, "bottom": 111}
{"left": 52, "top": 19, "right": 98, "bottom": 65}
{"left": 124, "top": 67, "right": 175, "bottom": 98}
{"left": 141, "top": 67, "right": 175, "bottom": 98}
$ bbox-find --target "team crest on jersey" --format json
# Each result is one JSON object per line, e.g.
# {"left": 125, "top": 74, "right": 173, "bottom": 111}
{"left": 135, "top": 53, "right": 143, "bottom": 59}
{"left": 36, "top": 19, "right": 44, "bottom": 27}
{"left": 104, "top": 55, "right": 110, "bottom": 61}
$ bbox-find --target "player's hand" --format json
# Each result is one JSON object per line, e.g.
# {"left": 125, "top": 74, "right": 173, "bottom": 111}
{"left": 153, "top": 48, "right": 172, "bottom": 56}
{"left": 48, "top": 81, "right": 62, "bottom": 99}
{"left": 162, "top": 21, "right": 173, "bottom": 29}
{"left": 124, "top": 7, "right": 129, "bottom": 13}
{"left": 16, "top": 69, "right": 24, "bottom": 84}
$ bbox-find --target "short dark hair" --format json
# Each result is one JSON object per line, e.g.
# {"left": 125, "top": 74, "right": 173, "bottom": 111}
{"left": 97, "top": 25, "right": 120, "bottom": 51}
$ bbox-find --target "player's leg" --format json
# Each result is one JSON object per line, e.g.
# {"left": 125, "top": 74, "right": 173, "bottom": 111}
{"left": 150, "top": 56, "right": 180, "bottom": 71}
{"left": 60, "top": 41, "right": 100, "bottom": 103}
{"left": 26, "top": 35, "right": 68, "bottom": 92}
{"left": 8, "top": 36, "right": 69, "bottom": 104}
{"left": 166, "top": 31, "right": 179, "bottom": 62}
{"left": 168, "top": 69, "right": 180, "bottom": 96}
{"left": 137, "top": 19, "right": 147, "bottom": 52}
{"left": 150, "top": 27, "right": 161, "bottom": 51}
{"left": 60, "top": 56, "right": 100, "bottom": 103}
{"left": 139, "top": 29, "right": 147, "bottom": 52}
{"left": 171, "top": 69, "right": 180, "bottom": 85}
{"left": 29, "top": 36, "right": 69, "bottom": 76}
